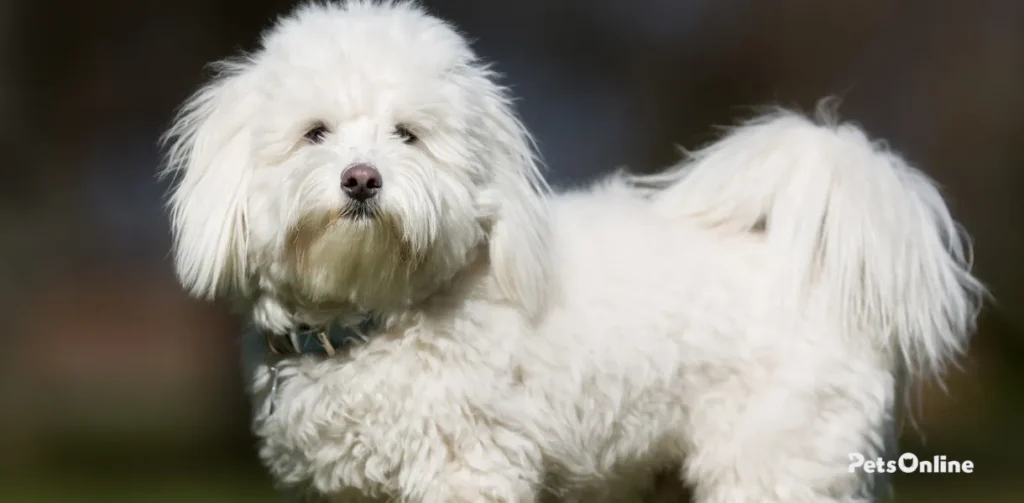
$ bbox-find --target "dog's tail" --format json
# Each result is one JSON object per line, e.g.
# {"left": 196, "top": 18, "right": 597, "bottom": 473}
{"left": 641, "top": 106, "right": 985, "bottom": 378}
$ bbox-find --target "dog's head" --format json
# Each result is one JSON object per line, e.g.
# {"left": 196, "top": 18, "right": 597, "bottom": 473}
{"left": 163, "top": 1, "right": 549, "bottom": 317}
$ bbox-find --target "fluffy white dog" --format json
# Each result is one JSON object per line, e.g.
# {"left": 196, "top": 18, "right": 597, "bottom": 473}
{"left": 162, "top": 1, "right": 985, "bottom": 502}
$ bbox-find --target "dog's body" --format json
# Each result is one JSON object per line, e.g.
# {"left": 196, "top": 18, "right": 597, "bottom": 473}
{"left": 165, "top": 2, "right": 983, "bottom": 502}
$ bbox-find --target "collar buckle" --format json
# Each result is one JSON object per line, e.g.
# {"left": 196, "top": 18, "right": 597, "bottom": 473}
{"left": 263, "top": 318, "right": 375, "bottom": 357}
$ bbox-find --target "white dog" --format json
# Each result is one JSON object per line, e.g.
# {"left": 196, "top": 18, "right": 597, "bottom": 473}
{"left": 162, "top": 1, "right": 984, "bottom": 502}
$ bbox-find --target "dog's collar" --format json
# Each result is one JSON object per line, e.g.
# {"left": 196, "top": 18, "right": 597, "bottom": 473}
{"left": 263, "top": 317, "right": 378, "bottom": 356}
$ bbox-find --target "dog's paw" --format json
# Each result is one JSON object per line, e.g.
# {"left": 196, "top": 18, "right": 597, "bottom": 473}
{"left": 415, "top": 466, "right": 538, "bottom": 503}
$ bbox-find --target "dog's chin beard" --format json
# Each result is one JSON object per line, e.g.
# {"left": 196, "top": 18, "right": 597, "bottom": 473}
{"left": 338, "top": 200, "right": 381, "bottom": 221}
{"left": 285, "top": 206, "right": 426, "bottom": 309}
{"left": 283, "top": 198, "right": 484, "bottom": 311}
{"left": 290, "top": 205, "right": 407, "bottom": 265}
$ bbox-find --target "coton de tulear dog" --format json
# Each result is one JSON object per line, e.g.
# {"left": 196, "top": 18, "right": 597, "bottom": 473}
{"left": 162, "top": 1, "right": 984, "bottom": 502}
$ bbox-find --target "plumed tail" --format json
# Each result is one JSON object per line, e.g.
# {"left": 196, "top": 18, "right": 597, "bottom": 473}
{"left": 642, "top": 109, "right": 986, "bottom": 378}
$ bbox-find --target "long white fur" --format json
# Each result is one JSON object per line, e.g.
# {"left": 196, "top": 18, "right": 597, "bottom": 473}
{"left": 163, "top": 2, "right": 985, "bottom": 502}
{"left": 639, "top": 110, "right": 985, "bottom": 378}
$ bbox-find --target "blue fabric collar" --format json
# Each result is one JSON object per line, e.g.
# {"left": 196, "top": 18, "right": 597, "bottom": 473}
{"left": 264, "top": 318, "right": 378, "bottom": 356}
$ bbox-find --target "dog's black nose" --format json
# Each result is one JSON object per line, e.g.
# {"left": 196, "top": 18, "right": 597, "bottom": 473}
{"left": 341, "top": 164, "right": 382, "bottom": 201}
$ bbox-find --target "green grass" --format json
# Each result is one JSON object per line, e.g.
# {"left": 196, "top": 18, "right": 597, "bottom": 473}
{"left": 1, "top": 475, "right": 278, "bottom": 503}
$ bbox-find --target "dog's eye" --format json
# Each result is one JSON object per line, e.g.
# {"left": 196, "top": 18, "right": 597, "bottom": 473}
{"left": 393, "top": 125, "right": 417, "bottom": 144}
{"left": 304, "top": 122, "right": 330, "bottom": 144}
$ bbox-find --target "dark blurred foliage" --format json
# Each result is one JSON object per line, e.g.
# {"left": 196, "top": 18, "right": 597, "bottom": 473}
{"left": 1, "top": 1, "right": 1022, "bottom": 501}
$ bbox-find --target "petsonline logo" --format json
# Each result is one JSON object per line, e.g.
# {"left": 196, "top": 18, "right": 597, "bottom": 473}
{"left": 849, "top": 453, "right": 974, "bottom": 474}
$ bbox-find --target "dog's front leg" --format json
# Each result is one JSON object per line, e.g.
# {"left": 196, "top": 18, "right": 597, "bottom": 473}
{"left": 252, "top": 358, "right": 543, "bottom": 503}
{"left": 412, "top": 457, "right": 541, "bottom": 503}
{"left": 390, "top": 410, "right": 544, "bottom": 503}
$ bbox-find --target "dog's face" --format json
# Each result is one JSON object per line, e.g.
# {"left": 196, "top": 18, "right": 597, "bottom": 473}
{"left": 164, "top": 2, "right": 549, "bottom": 317}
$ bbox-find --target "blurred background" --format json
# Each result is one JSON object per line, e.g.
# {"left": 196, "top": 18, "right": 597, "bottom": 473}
{"left": 1, "top": 0, "right": 1022, "bottom": 501}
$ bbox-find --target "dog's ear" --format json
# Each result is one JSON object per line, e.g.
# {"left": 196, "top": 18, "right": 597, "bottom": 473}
{"left": 472, "top": 74, "right": 552, "bottom": 318}
{"left": 161, "top": 62, "right": 256, "bottom": 300}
